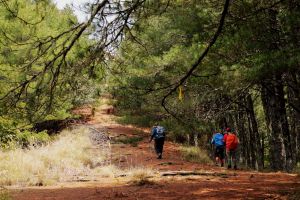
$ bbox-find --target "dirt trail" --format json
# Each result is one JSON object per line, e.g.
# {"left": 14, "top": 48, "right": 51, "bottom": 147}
{"left": 11, "top": 103, "right": 300, "bottom": 200}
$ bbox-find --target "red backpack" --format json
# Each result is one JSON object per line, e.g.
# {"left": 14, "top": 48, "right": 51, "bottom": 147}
{"left": 226, "top": 133, "right": 238, "bottom": 150}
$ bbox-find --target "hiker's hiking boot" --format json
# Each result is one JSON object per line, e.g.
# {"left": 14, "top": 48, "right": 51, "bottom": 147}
{"left": 221, "top": 163, "right": 224, "bottom": 167}
{"left": 227, "top": 165, "right": 232, "bottom": 169}
{"left": 234, "top": 165, "right": 238, "bottom": 170}
{"left": 157, "top": 154, "right": 162, "bottom": 159}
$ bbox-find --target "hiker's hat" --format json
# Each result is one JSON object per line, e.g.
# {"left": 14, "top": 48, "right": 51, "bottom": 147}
{"left": 226, "top": 127, "right": 231, "bottom": 132}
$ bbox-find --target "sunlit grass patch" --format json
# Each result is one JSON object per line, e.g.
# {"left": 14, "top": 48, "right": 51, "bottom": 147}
{"left": 0, "top": 128, "right": 109, "bottom": 186}
{"left": 180, "top": 146, "right": 213, "bottom": 164}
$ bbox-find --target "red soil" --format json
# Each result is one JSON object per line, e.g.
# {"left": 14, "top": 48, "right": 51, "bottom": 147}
{"left": 11, "top": 104, "right": 300, "bottom": 200}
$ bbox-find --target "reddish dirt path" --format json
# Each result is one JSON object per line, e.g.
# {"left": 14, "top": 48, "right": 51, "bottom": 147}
{"left": 11, "top": 103, "right": 300, "bottom": 200}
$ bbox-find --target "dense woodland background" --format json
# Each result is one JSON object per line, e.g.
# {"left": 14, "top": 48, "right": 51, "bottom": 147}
{"left": 0, "top": 0, "right": 299, "bottom": 172}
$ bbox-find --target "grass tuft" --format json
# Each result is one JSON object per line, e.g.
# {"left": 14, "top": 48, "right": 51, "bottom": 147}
{"left": 127, "top": 167, "right": 155, "bottom": 186}
{"left": 180, "top": 146, "right": 213, "bottom": 164}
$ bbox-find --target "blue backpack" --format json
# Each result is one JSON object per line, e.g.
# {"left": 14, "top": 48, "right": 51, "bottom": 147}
{"left": 212, "top": 133, "right": 224, "bottom": 147}
{"left": 152, "top": 126, "right": 165, "bottom": 139}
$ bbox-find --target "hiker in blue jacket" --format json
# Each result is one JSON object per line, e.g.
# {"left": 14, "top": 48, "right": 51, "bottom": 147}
{"left": 149, "top": 124, "right": 166, "bottom": 159}
{"left": 211, "top": 130, "right": 225, "bottom": 167}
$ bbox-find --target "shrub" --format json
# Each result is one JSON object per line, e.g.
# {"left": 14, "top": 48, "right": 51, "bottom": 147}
{"left": 0, "top": 116, "right": 52, "bottom": 149}
{"left": 0, "top": 117, "right": 17, "bottom": 148}
{"left": 15, "top": 130, "right": 51, "bottom": 148}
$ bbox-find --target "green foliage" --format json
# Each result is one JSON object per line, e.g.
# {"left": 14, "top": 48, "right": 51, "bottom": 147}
{"left": 0, "top": 0, "right": 103, "bottom": 146}
{"left": 108, "top": 1, "right": 228, "bottom": 152}
{"left": 0, "top": 115, "right": 50, "bottom": 149}
{"left": 15, "top": 130, "right": 50, "bottom": 147}
{"left": 0, "top": 1, "right": 101, "bottom": 111}
{"left": 0, "top": 117, "right": 17, "bottom": 146}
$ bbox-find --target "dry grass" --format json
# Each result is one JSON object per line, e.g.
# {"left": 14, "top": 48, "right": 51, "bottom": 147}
{"left": 0, "top": 127, "right": 158, "bottom": 187}
{"left": 0, "top": 128, "right": 111, "bottom": 186}
{"left": 0, "top": 189, "right": 11, "bottom": 200}
{"left": 93, "top": 165, "right": 121, "bottom": 178}
{"left": 126, "top": 167, "right": 156, "bottom": 186}
{"left": 180, "top": 146, "right": 213, "bottom": 164}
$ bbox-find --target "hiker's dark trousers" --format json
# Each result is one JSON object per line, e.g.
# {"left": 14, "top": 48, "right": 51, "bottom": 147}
{"left": 226, "top": 149, "right": 237, "bottom": 167}
{"left": 154, "top": 137, "right": 165, "bottom": 156}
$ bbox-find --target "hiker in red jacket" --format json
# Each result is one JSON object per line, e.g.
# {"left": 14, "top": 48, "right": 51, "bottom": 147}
{"left": 223, "top": 128, "right": 239, "bottom": 170}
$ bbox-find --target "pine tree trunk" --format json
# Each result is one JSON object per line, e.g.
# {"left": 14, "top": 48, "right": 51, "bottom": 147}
{"left": 246, "top": 94, "right": 264, "bottom": 170}
{"left": 246, "top": 114, "right": 256, "bottom": 169}
{"left": 286, "top": 71, "right": 300, "bottom": 163}
{"left": 186, "top": 133, "right": 190, "bottom": 145}
{"left": 194, "top": 133, "right": 199, "bottom": 147}
{"left": 259, "top": 7, "right": 295, "bottom": 171}
{"left": 287, "top": 0, "right": 300, "bottom": 163}
{"left": 234, "top": 102, "right": 251, "bottom": 168}
{"left": 261, "top": 75, "right": 294, "bottom": 171}
{"left": 261, "top": 80, "right": 285, "bottom": 171}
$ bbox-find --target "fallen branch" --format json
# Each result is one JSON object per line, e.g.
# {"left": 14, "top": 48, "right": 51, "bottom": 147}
{"left": 160, "top": 171, "right": 236, "bottom": 178}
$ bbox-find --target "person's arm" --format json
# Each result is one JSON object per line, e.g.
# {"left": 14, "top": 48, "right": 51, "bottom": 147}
{"left": 163, "top": 127, "right": 166, "bottom": 137}
{"left": 211, "top": 134, "right": 215, "bottom": 145}
{"left": 149, "top": 127, "right": 155, "bottom": 142}
{"left": 235, "top": 135, "right": 239, "bottom": 144}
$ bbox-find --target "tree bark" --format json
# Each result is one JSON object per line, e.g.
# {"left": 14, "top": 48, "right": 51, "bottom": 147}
{"left": 246, "top": 94, "right": 264, "bottom": 170}
{"left": 261, "top": 75, "right": 294, "bottom": 171}
{"left": 234, "top": 98, "right": 251, "bottom": 168}
{"left": 258, "top": 7, "right": 296, "bottom": 171}
{"left": 286, "top": 71, "right": 300, "bottom": 162}
{"left": 194, "top": 133, "right": 199, "bottom": 147}
{"left": 286, "top": 0, "right": 300, "bottom": 163}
